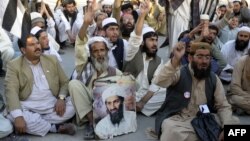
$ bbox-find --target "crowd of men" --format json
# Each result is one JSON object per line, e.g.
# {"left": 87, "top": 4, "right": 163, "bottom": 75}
{"left": 0, "top": 0, "right": 250, "bottom": 140}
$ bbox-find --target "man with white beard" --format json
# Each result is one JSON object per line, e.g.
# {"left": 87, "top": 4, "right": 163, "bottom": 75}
{"left": 68, "top": 0, "right": 122, "bottom": 139}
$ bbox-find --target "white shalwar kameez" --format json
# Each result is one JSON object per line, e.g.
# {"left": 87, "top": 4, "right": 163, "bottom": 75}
{"left": 168, "top": 0, "right": 192, "bottom": 49}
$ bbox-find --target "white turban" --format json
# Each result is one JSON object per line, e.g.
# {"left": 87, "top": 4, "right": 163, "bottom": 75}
{"left": 30, "top": 26, "right": 42, "bottom": 35}
{"left": 142, "top": 26, "right": 155, "bottom": 36}
{"left": 238, "top": 26, "right": 250, "bottom": 33}
{"left": 87, "top": 36, "right": 109, "bottom": 49}
{"left": 102, "top": 86, "right": 125, "bottom": 103}
{"left": 102, "top": 17, "right": 118, "bottom": 28}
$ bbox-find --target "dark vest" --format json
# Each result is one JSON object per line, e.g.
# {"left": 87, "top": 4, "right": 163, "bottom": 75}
{"left": 123, "top": 50, "right": 161, "bottom": 84}
{"left": 155, "top": 65, "right": 217, "bottom": 136}
{"left": 112, "top": 38, "right": 124, "bottom": 71}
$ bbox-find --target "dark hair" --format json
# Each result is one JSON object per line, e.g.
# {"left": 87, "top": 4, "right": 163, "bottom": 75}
{"left": 178, "top": 30, "right": 190, "bottom": 41}
{"left": 121, "top": 3, "right": 133, "bottom": 11}
{"left": 143, "top": 32, "right": 158, "bottom": 41}
{"left": 208, "top": 25, "right": 219, "bottom": 35}
{"left": 18, "top": 34, "right": 36, "bottom": 49}
{"left": 34, "top": 29, "right": 46, "bottom": 39}
{"left": 62, "top": 0, "right": 76, "bottom": 7}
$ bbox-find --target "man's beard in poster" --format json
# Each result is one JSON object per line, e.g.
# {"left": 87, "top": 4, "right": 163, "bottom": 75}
{"left": 109, "top": 103, "right": 124, "bottom": 125}
{"left": 235, "top": 38, "right": 249, "bottom": 51}
{"left": 191, "top": 61, "right": 211, "bottom": 80}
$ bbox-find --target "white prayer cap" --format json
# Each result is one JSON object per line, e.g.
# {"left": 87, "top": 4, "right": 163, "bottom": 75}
{"left": 102, "top": 0, "right": 114, "bottom": 5}
{"left": 238, "top": 26, "right": 250, "bottom": 33}
{"left": 87, "top": 36, "right": 109, "bottom": 49}
{"left": 30, "top": 26, "right": 42, "bottom": 35}
{"left": 200, "top": 14, "right": 209, "bottom": 20}
{"left": 102, "top": 17, "right": 118, "bottom": 28}
{"left": 142, "top": 26, "right": 155, "bottom": 36}
{"left": 232, "top": 0, "right": 241, "bottom": 3}
{"left": 102, "top": 86, "right": 125, "bottom": 103}
{"left": 30, "top": 12, "right": 44, "bottom": 25}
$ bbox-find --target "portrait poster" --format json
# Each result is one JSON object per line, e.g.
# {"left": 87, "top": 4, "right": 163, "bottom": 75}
{"left": 93, "top": 74, "right": 137, "bottom": 139}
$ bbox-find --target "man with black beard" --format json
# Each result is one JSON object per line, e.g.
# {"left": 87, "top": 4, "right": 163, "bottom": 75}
{"left": 95, "top": 86, "right": 136, "bottom": 139}
{"left": 152, "top": 41, "right": 239, "bottom": 141}
{"left": 220, "top": 26, "right": 250, "bottom": 83}
{"left": 68, "top": 1, "right": 122, "bottom": 139}
{"left": 120, "top": 14, "right": 135, "bottom": 40}
{"left": 231, "top": 0, "right": 250, "bottom": 26}
{"left": 123, "top": 0, "right": 166, "bottom": 117}
{"left": 54, "top": 0, "right": 78, "bottom": 47}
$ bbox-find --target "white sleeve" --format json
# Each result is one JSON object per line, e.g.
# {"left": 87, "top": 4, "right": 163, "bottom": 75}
{"left": 125, "top": 31, "right": 143, "bottom": 61}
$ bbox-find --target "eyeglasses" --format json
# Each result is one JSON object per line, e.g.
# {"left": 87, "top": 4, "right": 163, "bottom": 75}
{"left": 193, "top": 54, "right": 211, "bottom": 60}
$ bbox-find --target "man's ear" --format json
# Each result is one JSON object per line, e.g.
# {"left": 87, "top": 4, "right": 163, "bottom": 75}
{"left": 141, "top": 41, "right": 144, "bottom": 46}
{"left": 20, "top": 48, "right": 26, "bottom": 54}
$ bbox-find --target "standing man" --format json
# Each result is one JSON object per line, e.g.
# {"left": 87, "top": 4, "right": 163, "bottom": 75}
{"left": 153, "top": 41, "right": 238, "bottom": 141}
{"left": 54, "top": 0, "right": 78, "bottom": 46}
{"left": 5, "top": 35, "right": 75, "bottom": 136}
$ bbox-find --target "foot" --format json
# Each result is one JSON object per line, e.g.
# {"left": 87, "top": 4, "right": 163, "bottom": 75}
{"left": 57, "top": 123, "right": 77, "bottom": 135}
{"left": 1, "top": 133, "right": 29, "bottom": 141}
{"left": 58, "top": 49, "right": 65, "bottom": 55}
{"left": 84, "top": 124, "right": 94, "bottom": 140}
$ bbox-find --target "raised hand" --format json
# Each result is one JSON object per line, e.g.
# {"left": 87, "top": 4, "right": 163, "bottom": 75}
{"left": 84, "top": 0, "right": 95, "bottom": 25}
{"left": 139, "top": 0, "right": 151, "bottom": 15}
{"left": 171, "top": 42, "right": 186, "bottom": 68}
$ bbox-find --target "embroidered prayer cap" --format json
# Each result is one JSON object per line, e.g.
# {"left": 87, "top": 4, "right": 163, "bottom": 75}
{"left": 142, "top": 25, "right": 155, "bottom": 36}
{"left": 102, "top": 86, "right": 125, "bottom": 103}
{"left": 30, "top": 12, "right": 45, "bottom": 25}
{"left": 238, "top": 26, "right": 250, "bottom": 33}
{"left": 102, "top": 17, "right": 118, "bottom": 28}
{"left": 190, "top": 42, "right": 212, "bottom": 54}
{"left": 87, "top": 36, "right": 109, "bottom": 50}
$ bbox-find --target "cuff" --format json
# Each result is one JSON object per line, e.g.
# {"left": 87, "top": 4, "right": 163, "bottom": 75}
{"left": 10, "top": 109, "right": 23, "bottom": 119}
{"left": 149, "top": 84, "right": 160, "bottom": 93}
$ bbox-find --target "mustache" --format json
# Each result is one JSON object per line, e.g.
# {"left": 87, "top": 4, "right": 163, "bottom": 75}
{"left": 35, "top": 48, "right": 41, "bottom": 52}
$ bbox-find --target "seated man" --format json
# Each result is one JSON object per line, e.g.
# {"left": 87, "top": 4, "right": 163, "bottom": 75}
{"left": 228, "top": 49, "right": 250, "bottom": 114}
{"left": 4, "top": 35, "right": 75, "bottom": 136}
{"left": 68, "top": 1, "right": 122, "bottom": 139}
{"left": 153, "top": 42, "right": 239, "bottom": 141}
{"left": 220, "top": 26, "right": 250, "bottom": 83}
{"left": 32, "top": 27, "right": 62, "bottom": 62}
{"left": 123, "top": 2, "right": 165, "bottom": 117}
{"left": 95, "top": 86, "right": 136, "bottom": 139}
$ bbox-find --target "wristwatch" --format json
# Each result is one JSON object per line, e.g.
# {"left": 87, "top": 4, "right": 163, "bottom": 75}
{"left": 58, "top": 95, "right": 66, "bottom": 100}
